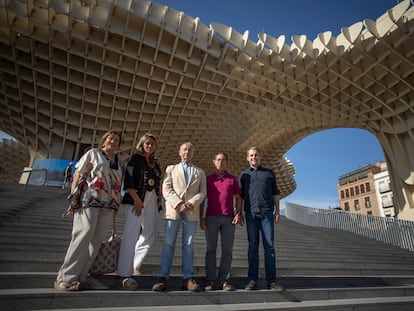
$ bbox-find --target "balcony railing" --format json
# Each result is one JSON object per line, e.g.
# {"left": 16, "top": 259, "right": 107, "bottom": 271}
{"left": 285, "top": 202, "right": 414, "bottom": 252}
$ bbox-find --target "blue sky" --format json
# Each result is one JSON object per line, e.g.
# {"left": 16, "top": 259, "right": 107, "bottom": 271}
{"left": 153, "top": 0, "right": 392, "bottom": 209}
{"left": 0, "top": 131, "right": 14, "bottom": 140}
{"left": 1, "top": 0, "right": 395, "bottom": 208}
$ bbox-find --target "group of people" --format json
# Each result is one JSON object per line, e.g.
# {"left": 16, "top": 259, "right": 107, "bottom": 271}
{"left": 54, "top": 130, "right": 284, "bottom": 292}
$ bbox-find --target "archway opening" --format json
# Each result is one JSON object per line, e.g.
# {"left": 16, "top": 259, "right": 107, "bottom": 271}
{"left": 282, "top": 128, "right": 385, "bottom": 212}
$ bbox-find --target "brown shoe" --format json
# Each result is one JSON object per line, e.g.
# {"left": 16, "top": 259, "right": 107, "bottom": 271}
{"left": 54, "top": 280, "right": 81, "bottom": 291}
{"left": 222, "top": 281, "right": 235, "bottom": 291}
{"left": 117, "top": 277, "right": 138, "bottom": 290}
{"left": 152, "top": 278, "right": 167, "bottom": 292}
{"left": 182, "top": 278, "right": 200, "bottom": 292}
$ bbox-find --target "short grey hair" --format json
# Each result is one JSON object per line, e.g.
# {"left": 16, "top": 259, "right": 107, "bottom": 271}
{"left": 246, "top": 146, "right": 261, "bottom": 156}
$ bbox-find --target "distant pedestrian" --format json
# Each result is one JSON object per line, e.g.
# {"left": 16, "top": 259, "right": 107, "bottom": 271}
{"left": 240, "top": 146, "right": 284, "bottom": 291}
{"left": 62, "top": 162, "right": 74, "bottom": 189}
{"left": 201, "top": 152, "right": 243, "bottom": 291}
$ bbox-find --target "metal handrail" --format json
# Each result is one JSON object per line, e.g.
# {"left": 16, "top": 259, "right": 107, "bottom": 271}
{"left": 284, "top": 201, "right": 414, "bottom": 252}
{"left": 1, "top": 169, "right": 48, "bottom": 191}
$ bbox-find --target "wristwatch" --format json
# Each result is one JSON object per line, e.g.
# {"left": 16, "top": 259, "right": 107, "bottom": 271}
{"left": 235, "top": 210, "right": 242, "bottom": 215}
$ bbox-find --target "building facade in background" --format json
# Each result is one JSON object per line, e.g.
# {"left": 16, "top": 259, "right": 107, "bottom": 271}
{"left": 373, "top": 163, "right": 395, "bottom": 217}
{"left": 338, "top": 162, "right": 395, "bottom": 217}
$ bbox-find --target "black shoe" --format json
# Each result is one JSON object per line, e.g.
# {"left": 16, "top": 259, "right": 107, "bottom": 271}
{"left": 152, "top": 278, "right": 167, "bottom": 292}
{"left": 245, "top": 280, "right": 257, "bottom": 290}
{"left": 204, "top": 281, "right": 215, "bottom": 291}
{"left": 267, "top": 281, "right": 284, "bottom": 291}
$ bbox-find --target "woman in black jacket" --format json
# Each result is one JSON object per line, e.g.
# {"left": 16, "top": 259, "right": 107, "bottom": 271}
{"left": 117, "top": 133, "right": 162, "bottom": 290}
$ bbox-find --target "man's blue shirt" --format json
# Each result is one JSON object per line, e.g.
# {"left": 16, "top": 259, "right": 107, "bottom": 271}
{"left": 240, "top": 166, "right": 280, "bottom": 214}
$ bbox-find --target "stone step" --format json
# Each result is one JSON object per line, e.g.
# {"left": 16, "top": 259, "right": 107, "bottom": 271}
{"left": 2, "top": 214, "right": 411, "bottom": 252}
{"left": 26, "top": 297, "right": 414, "bottom": 311}
{"left": 1, "top": 225, "right": 407, "bottom": 251}
{"left": 2, "top": 241, "right": 412, "bottom": 268}
{"left": 2, "top": 272, "right": 414, "bottom": 290}
{"left": 3, "top": 215, "right": 411, "bottom": 257}
{"left": 1, "top": 250, "right": 410, "bottom": 271}
{"left": 24, "top": 297, "right": 414, "bottom": 311}
{"left": 2, "top": 285, "right": 414, "bottom": 311}
{"left": 1, "top": 258, "right": 411, "bottom": 276}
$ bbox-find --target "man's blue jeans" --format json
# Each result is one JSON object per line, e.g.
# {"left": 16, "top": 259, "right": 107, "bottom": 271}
{"left": 157, "top": 214, "right": 197, "bottom": 280}
{"left": 245, "top": 211, "right": 276, "bottom": 283}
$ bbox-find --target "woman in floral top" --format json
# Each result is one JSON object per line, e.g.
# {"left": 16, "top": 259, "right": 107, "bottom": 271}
{"left": 55, "top": 130, "right": 124, "bottom": 291}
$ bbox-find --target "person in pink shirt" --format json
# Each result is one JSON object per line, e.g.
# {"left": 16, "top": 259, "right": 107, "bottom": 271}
{"left": 200, "top": 152, "right": 243, "bottom": 291}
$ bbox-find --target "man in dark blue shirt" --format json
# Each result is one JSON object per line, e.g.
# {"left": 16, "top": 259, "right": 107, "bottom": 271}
{"left": 239, "top": 146, "right": 283, "bottom": 291}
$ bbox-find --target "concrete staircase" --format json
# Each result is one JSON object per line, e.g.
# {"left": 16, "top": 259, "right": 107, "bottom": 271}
{"left": 1, "top": 182, "right": 414, "bottom": 310}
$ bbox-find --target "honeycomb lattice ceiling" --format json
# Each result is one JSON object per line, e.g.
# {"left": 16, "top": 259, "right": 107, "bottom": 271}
{"left": 0, "top": 0, "right": 413, "bottom": 201}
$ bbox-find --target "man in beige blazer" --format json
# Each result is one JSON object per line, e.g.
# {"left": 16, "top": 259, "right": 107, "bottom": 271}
{"left": 152, "top": 142, "right": 206, "bottom": 292}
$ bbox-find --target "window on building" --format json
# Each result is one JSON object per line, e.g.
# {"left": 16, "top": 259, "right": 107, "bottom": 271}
{"left": 344, "top": 202, "right": 350, "bottom": 211}
{"left": 360, "top": 184, "right": 365, "bottom": 193}
{"left": 355, "top": 186, "right": 359, "bottom": 195}
{"left": 350, "top": 187, "right": 354, "bottom": 196}
{"left": 365, "top": 182, "right": 370, "bottom": 192}
{"left": 365, "top": 197, "right": 371, "bottom": 208}
{"left": 354, "top": 200, "right": 360, "bottom": 210}
{"left": 382, "top": 196, "right": 393, "bottom": 208}
{"left": 340, "top": 190, "right": 344, "bottom": 199}
{"left": 379, "top": 181, "right": 386, "bottom": 193}
{"left": 367, "top": 211, "right": 372, "bottom": 215}
{"left": 345, "top": 189, "right": 349, "bottom": 198}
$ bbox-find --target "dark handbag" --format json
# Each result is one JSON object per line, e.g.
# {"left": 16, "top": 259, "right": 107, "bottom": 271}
{"left": 89, "top": 216, "right": 121, "bottom": 275}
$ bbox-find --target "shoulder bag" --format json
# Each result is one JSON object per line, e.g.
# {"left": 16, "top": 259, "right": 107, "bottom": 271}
{"left": 89, "top": 216, "right": 121, "bottom": 275}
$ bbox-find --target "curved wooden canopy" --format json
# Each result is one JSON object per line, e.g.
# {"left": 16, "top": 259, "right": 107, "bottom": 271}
{"left": 0, "top": 0, "right": 413, "bottom": 218}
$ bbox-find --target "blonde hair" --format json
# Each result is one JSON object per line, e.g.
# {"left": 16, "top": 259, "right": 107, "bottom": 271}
{"left": 136, "top": 133, "right": 157, "bottom": 165}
